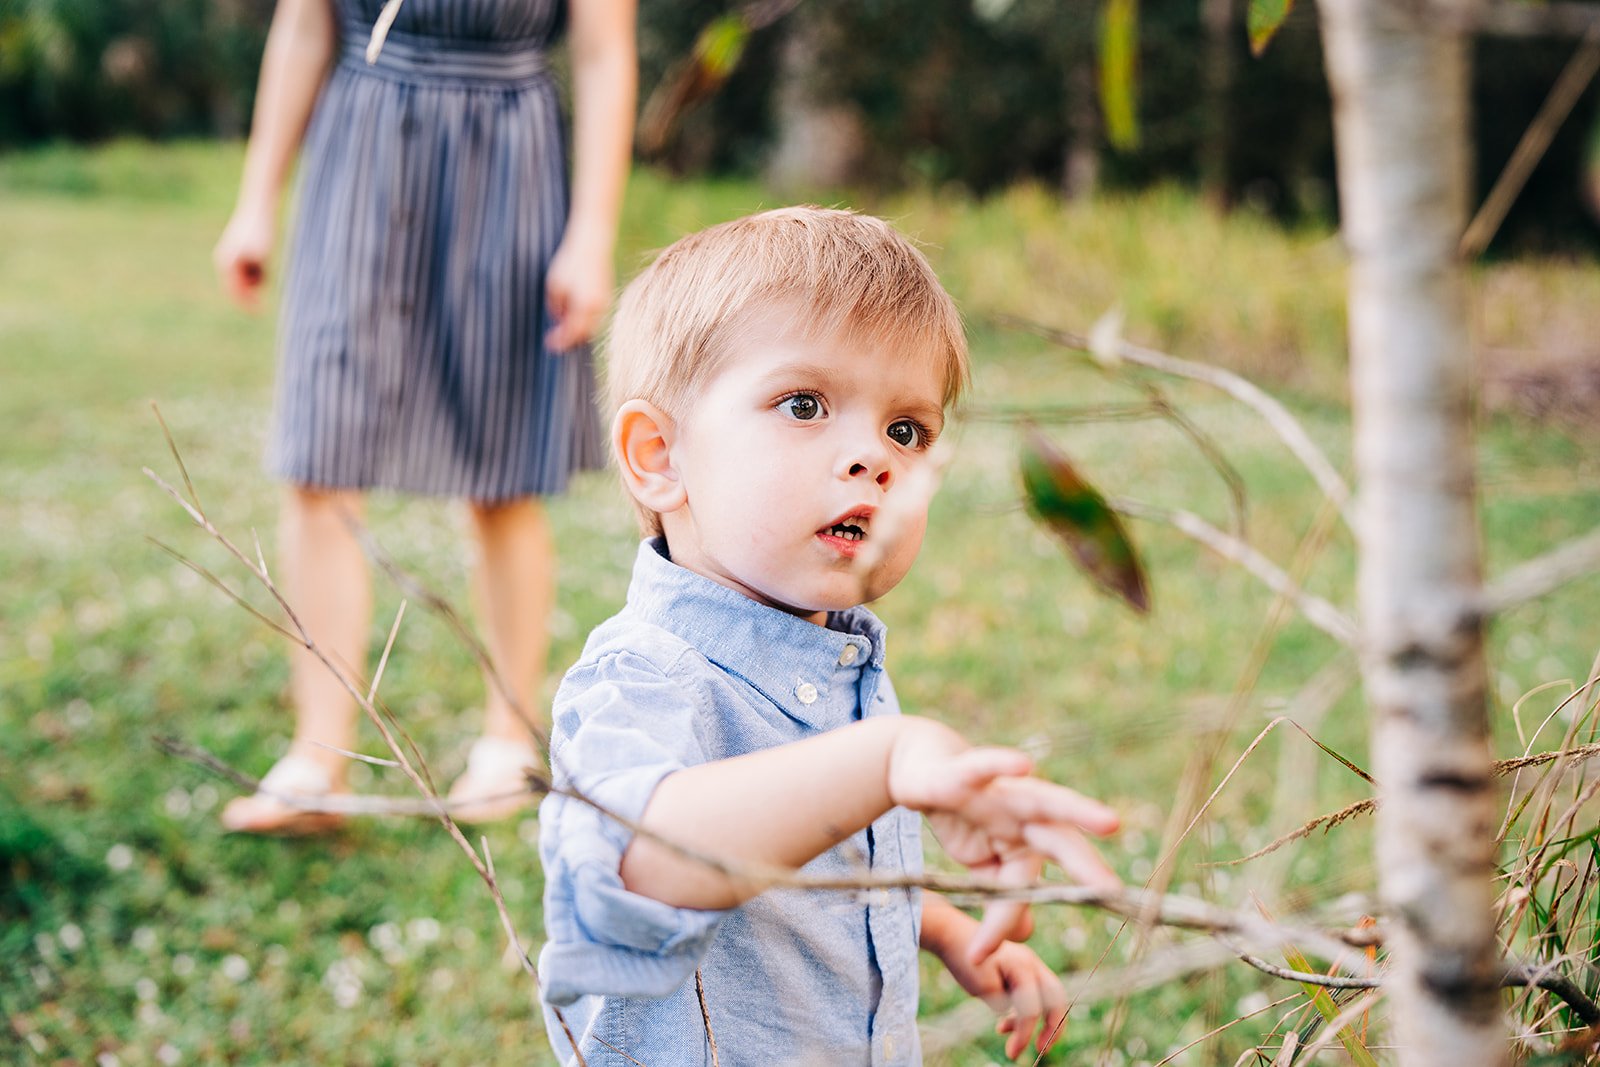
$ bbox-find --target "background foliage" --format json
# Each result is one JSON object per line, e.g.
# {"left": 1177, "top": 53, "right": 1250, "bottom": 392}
{"left": 3, "top": 0, "right": 1599, "bottom": 251}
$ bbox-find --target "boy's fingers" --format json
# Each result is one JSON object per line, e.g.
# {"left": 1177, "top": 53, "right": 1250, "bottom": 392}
{"left": 950, "top": 747, "right": 1033, "bottom": 794}
{"left": 1039, "top": 1005, "right": 1068, "bottom": 1054}
{"left": 969, "top": 850, "right": 1042, "bottom": 964}
{"left": 1023, "top": 823, "right": 1123, "bottom": 893}
{"left": 1006, "top": 1019, "right": 1036, "bottom": 1061}
{"left": 1001, "top": 779, "right": 1120, "bottom": 836}
{"left": 969, "top": 900, "right": 1023, "bottom": 966}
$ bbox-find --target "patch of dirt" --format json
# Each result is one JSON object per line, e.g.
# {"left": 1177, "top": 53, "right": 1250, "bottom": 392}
{"left": 1482, "top": 350, "right": 1600, "bottom": 429}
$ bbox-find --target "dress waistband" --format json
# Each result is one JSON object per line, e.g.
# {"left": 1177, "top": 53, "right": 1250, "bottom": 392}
{"left": 342, "top": 24, "right": 549, "bottom": 85}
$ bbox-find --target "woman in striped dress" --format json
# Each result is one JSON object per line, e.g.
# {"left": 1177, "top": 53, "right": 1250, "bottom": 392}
{"left": 212, "top": 0, "right": 635, "bottom": 832}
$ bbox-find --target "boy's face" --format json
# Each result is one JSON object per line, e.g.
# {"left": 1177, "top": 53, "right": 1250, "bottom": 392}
{"left": 660, "top": 328, "right": 948, "bottom": 624}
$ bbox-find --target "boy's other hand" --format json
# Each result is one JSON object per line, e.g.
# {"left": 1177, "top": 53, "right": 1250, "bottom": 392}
{"left": 888, "top": 719, "right": 1121, "bottom": 963}
{"left": 941, "top": 939, "right": 1068, "bottom": 1060}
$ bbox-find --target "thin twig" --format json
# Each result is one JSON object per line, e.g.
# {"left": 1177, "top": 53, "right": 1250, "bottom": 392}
{"left": 142, "top": 452, "right": 588, "bottom": 1057}
{"left": 1230, "top": 948, "right": 1377, "bottom": 989}
{"left": 307, "top": 742, "right": 401, "bottom": 768}
{"left": 994, "top": 315, "right": 1356, "bottom": 532}
{"left": 695, "top": 970, "right": 721, "bottom": 1067}
{"left": 151, "top": 403, "right": 203, "bottom": 522}
{"left": 368, "top": 599, "right": 407, "bottom": 704}
{"left": 1478, "top": 525, "right": 1600, "bottom": 617}
{"left": 1460, "top": 23, "right": 1600, "bottom": 257}
{"left": 1112, "top": 497, "right": 1358, "bottom": 646}
{"left": 1224, "top": 950, "right": 1600, "bottom": 1030}
{"left": 1141, "top": 386, "right": 1250, "bottom": 538}
{"left": 1478, "top": 1, "right": 1600, "bottom": 38}
{"left": 341, "top": 513, "right": 550, "bottom": 755}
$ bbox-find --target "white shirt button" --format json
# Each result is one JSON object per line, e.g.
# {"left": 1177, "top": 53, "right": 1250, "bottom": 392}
{"left": 838, "top": 644, "right": 859, "bottom": 666}
{"left": 796, "top": 682, "right": 818, "bottom": 705}
{"left": 884, "top": 1034, "right": 896, "bottom": 1059}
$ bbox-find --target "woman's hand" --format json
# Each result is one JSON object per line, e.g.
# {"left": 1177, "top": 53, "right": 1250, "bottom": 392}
{"left": 545, "top": 229, "right": 614, "bottom": 351}
{"left": 214, "top": 205, "right": 276, "bottom": 312}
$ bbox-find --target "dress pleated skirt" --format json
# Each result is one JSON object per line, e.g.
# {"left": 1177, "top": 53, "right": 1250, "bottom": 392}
{"left": 268, "top": 0, "right": 604, "bottom": 502}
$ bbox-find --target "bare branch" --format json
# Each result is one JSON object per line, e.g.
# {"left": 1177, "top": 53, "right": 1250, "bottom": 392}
{"left": 307, "top": 742, "right": 401, "bottom": 768}
{"left": 1112, "top": 497, "right": 1359, "bottom": 646}
{"left": 150, "top": 403, "right": 204, "bottom": 522}
{"left": 695, "top": 970, "right": 721, "bottom": 1067}
{"left": 368, "top": 599, "right": 407, "bottom": 704}
{"left": 1504, "top": 963, "right": 1600, "bottom": 1028}
{"left": 1461, "top": 24, "right": 1600, "bottom": 257}
{"left": 1230, "top": 946, "right": 1378, "bottom": 989}
{"left": 1227, "top": 949, "right": 1600, "bottom": 1029}
{"left": 1478, "top": 525, "right": 1600, "bottom": 617}
{"left": 1478, "top": 1, "right": 1600, "bottom": 39}
{"left": 995, "top": 315, "right": 1356, "bottom": 532}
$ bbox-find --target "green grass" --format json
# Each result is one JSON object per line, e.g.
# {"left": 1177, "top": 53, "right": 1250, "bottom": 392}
{"left": 5, "top": 140, "right": 1600, "bottom": 1065}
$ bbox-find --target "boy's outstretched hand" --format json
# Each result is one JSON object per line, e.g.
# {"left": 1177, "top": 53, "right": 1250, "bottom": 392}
{"left": 945, "top": 936, "right": 1069, "bottom": 1060}
{"left": 888, "top": 720, "right": 1122, "bottom": 964}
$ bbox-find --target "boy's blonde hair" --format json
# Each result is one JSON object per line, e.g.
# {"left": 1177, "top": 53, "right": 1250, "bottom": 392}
{"left": 605, "top": 206, "right": 969, "bottom": 532}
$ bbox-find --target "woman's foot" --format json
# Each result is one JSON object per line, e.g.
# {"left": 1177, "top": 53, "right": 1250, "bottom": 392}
{"left": 220, "top": 754, "right": 347, "bottom": 835}
{"left": 446, "top": 736, "right": 540, "bottom": 824}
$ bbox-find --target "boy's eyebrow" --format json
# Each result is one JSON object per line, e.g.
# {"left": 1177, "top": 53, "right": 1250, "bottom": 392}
{"left": 755, "top": 361, "right": 841, "bottom": 391}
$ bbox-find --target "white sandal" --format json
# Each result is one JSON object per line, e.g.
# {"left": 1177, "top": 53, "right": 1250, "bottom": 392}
{"left": 446, "top": 737, "right": 540, "bottom": 824}
{"left": 220, "top": 754, "right": 347, "bottom": 835}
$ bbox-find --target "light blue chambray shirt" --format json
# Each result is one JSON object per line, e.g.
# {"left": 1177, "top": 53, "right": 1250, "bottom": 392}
{"left": 538, "top": 538, "right": 925, "bottom": 1066}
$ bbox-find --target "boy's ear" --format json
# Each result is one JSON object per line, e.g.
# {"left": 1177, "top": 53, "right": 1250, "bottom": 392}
{"left": 613, "top": 400, "right": 687, "bottom": 515}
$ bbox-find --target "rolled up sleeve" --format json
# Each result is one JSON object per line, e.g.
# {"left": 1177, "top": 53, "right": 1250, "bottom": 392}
{"left": 538, "top": 649, "right": 729, "bottom": 1005}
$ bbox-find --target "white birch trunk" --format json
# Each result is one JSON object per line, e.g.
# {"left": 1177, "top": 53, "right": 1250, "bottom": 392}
{"left": 1318, "top": 1, "right": 1507, "bottom": 1062}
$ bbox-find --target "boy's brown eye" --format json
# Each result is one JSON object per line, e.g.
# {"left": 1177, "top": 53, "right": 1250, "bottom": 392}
{"left": 781, "top": 394, "right": 821, "bottom": 420}
{"left": 887, "top": 420, "right": 920, "bottom": 447}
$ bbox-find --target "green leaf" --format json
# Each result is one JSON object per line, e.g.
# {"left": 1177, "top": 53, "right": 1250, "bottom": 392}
{"left": 1537, "top": 824, "right": 1600, "bottom": 880}
{"left": 1020, "top": 426, "right": 1150, "bottom": 613}
{"left": 693, "top": 15, "right": 749, "bottom": 81}
{"left": 1098, "top": 0, "right": 1140, "bottom": 151}
{"left": 1246, "top": 0, "right": 1294, "bottom": 56}
{"left": 1281, "top": 940, "right": 1380, "bottom": 1067}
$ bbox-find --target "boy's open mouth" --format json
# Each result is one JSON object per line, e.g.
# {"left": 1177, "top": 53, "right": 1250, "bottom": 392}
{"left": 819, "top": 509, "right": 874, "bottom": 550}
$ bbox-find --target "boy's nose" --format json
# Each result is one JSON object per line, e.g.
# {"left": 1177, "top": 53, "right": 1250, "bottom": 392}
{"left": 847, "top": 461, "right": 892, "bottom": 489}
{"left": 842, "top": 436, "right": 894, "bottom": 489}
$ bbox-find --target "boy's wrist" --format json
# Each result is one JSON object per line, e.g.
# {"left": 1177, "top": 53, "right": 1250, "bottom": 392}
{"left": 885, "top": 716, "right": 968, "bottom": 811}
{"left": 919, "top": 895, "right": 977, "bottom": 960}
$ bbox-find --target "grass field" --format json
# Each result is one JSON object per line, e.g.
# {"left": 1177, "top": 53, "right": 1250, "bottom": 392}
{"left": 5, "top": 141, "right": 1600, "bottom": 1065}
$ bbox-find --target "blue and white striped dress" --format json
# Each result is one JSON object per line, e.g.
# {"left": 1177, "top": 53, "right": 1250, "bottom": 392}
{"left": 269, "top": 0, "right": 604, "bottom": 501}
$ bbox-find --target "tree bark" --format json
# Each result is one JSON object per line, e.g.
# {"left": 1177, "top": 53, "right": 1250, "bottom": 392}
{"left": 764, "top": 15, "right": 865, "bottom": 193}
{"left": 1200, "top": 0, "right": 1235, "bottom": 211}
{"left": 1318, "top": 0, "right": 1507, "bottom": 1063}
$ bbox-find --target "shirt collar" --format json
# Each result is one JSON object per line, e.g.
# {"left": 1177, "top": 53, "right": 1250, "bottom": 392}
{"left": 624, "top": 538, "right": 887, "bottom": 729}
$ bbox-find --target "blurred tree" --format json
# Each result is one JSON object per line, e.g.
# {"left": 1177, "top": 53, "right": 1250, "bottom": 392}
{"left": 2, "top": 0, "right": 1596, "bottom": 253}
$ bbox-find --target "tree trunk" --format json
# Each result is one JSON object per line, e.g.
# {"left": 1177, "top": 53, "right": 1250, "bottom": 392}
{"left": 1061, "top": 40, "right": 1101, "bottom": 200}
{"left": 764, "top": 16, "right": 866, "bottom": 193}
{"left": 1318, "top": 1, "right": 1506, "bottom": 1063}
{"left": 1200, "top": 0, "right": 1235, "bottom": 211}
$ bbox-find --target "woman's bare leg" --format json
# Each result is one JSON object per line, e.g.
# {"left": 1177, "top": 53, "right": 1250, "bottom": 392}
{"left": 279, "top": 486, "right": 372, "bottom": 776}
{"left": 464, "top": 497, "right": 553, "bottom": 745}
{"left": 222, "top": 485, "right": 369, "bottom": 830}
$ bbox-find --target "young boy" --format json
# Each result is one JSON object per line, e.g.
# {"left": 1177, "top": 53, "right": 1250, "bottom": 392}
{"left": 538, "top": 207, "right": 1121, "bottom": 1065}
